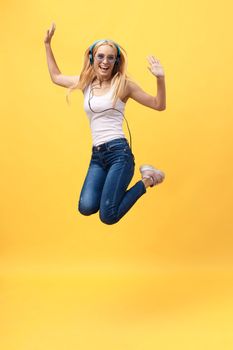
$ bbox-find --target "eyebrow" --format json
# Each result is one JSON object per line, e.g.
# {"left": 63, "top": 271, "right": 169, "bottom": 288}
{"left": 97, "top": 53, "right": 115, "bottom": 56}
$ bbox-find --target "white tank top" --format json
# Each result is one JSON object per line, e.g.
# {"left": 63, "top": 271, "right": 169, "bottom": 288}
{"left": 83, "top": 83, "right": 126, "bottom": 146}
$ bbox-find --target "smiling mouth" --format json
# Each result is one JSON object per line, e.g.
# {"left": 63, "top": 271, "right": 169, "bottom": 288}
{"left": 99, "top": 66, "right": 109, "bottom": 72}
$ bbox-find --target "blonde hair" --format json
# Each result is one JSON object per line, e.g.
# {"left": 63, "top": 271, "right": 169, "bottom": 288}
{"left": 66, "top": 40, "right": 134, "bottom": 108}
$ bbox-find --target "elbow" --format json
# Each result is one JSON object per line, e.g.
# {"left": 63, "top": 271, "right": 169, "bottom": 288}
{"left": 155, "top": 105, "right": 166, "bottom": 111}
{"left": 51, "top": 74, "right": 59, "bottom": 85}
{"left": 153, "top": 98, "right": 166, "bottom": 111}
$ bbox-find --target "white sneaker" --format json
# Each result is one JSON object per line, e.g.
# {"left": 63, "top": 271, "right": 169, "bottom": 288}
{"left": 139, "top": 164, "right": 165, "bottom": 187}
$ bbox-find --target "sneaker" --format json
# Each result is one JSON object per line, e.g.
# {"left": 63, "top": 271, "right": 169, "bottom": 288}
{"left": 139, "top": 164, "right": 165, "bottom": 187}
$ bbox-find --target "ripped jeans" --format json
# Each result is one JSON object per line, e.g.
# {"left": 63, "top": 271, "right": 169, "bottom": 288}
{"left": 78, "top": 138, "right": 146, "bottom": 225}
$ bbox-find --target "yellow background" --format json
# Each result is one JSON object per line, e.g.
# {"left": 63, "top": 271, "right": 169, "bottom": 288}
{"left": 1, "top": 0, "right": 233, "bottom": 349}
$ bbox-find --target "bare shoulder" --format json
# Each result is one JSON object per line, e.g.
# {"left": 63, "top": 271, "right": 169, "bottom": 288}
{"left": 126, "top": 79, "right": 145, "bottom": 95}
{"left": 121, "top": 79, "right": 135, "bottom": 103}
{"left": 124, "top": 79, "right": 143, "bottom": 99}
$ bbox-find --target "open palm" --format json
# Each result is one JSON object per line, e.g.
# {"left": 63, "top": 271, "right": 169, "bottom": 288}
{"left": 147, "top": 55, "right": 165, "bottom": 78}
{"left": 44, "top": 22, "right": 56, "bottom": 44}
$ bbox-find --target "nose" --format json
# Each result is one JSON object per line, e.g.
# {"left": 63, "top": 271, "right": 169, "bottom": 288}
{"left": 102, "top": 56, "right": 108, "bottom": 64}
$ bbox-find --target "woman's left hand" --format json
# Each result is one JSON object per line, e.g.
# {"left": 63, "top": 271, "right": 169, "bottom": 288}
{"left": 147, "top": 55, "right": 165, "bottom": 78}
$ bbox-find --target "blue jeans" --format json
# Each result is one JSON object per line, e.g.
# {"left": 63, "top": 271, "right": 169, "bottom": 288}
{"left": 78, "top": 138, "right": 146, "bottom": 225}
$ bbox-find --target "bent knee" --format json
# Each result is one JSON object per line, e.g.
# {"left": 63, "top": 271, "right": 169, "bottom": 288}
{"left": 78, "top": 201, "right": 99, "bottom": 216}
{"left": 78, "top": 206, "right": 99, "bottom": 216}
{"left": 99, "top": 211, "right": 119, "bottom": 225}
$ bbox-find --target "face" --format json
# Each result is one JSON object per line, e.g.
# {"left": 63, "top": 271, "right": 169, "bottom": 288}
{"left": 93, "top": 44, "right": 117, "bottom": 82}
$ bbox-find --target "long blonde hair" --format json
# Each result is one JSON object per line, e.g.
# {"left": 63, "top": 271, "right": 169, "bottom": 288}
{"left": 66, "top": 40, "right": 134, "bottom": 108}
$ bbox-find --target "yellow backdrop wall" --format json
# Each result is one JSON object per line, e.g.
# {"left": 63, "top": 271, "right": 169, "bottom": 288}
{"left": 1, "top": 0, "right": 233, "bottom": 349}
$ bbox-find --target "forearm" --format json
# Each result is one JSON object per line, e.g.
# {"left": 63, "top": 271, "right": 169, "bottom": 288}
{"left": 155, "top": 76, "right": 166, "bottom": 110}
{"left": 44, "top": 43, "right": 61, "bottom": 81}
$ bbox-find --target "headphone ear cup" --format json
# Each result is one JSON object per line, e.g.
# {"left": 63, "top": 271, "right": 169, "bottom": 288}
{"left": 89, "top": 52, "right": 93, "bottom": 65}
{"left": 115, "top": 56, "right": 120, "bottom": 65}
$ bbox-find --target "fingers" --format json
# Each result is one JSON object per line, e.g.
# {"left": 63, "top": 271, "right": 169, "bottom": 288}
{"left": 46, "top": 22, "right": 56, "bottom": 37}
{"left": 44, "top": 22, "right": 56, "bottom": 43}
{"left": 50, "top": 22, "right": 56, "bottom": 34}
{"left": 147, "top": 55, "right": 160, "bottom": 65}
{"left": 51, "top": 22, "right": 56, "bottom": 31}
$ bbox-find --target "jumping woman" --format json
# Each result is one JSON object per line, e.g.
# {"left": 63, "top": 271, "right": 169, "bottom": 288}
{"left": 44, "top": 22, "right": 166, "bottom": 225}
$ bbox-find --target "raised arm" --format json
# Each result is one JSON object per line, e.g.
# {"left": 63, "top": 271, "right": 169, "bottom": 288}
{"left": 44, "top": 22, "right": 79, "bottom": 88}
{"left": 127, "top": 55, "right": 166, "bottom": 111}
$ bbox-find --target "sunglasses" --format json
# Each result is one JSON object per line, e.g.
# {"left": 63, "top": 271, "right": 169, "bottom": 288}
{"left": 95, "top": 53, "right": 117, "bottom": 64}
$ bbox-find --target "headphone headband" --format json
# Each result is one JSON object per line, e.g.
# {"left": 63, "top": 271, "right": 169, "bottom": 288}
{"left": 89, "top": 39, "right": 121, "bottom": 65}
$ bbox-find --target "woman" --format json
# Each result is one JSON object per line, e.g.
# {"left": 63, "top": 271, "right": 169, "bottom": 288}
{"left": 44, "top": 22, "right": 166, "bottom": 225}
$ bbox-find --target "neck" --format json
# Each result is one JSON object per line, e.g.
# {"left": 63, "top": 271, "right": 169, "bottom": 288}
{"left": 94, "top": 77, "right": 111, "bottom": 86}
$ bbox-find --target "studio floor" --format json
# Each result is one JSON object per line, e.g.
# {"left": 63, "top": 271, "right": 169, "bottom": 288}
{"left": 1, "top": 263, "right": 233, "bottom": 350}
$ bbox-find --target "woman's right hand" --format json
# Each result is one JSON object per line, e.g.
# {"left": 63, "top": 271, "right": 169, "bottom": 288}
{"left": 44, "top": 22, "right": 56, "bottom": 45}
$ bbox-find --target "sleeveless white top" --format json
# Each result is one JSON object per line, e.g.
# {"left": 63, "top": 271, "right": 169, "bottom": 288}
{"left": 83, "top": 83, "right": 126, "bottom": 146}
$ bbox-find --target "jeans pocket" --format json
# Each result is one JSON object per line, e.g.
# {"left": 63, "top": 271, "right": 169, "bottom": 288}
{"left": 107, "top": 143, "right": 129, "bottom": 152}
